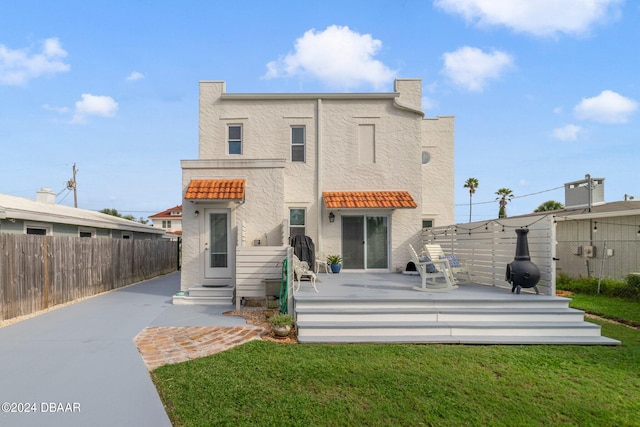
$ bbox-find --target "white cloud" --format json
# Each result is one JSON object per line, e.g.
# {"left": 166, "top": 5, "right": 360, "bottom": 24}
{"left": 126, "top": 71, "right": 144, "bottom": 81}
{"left": 434, "top": 0, "right": 622, "bottom": 37}
{"left": 441, "top": 46, "right": 513, "bottom": 92}
{"left": 263, "top": 25, "right": 396, "bottom": 90}
{"left": 0, "top": 37, "right": 70, "bottom": 85}
{"left": 71, "top": 94, "right": 118, "bottom": 124}
{"left": 574, "top": 90, "right": 638, "bottom": 123}
{"left": 42, "top": 104, "right": 71, "bottom": 114}
{"left": 553, "top": 123, "right": 582, "bottom": 141}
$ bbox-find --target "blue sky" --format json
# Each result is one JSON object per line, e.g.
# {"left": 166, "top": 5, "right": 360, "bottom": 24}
{"left": 1, "top": 0, "right": 638, "bottom": 223}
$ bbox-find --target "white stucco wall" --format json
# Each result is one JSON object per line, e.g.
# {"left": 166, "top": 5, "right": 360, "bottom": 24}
{"left": 421, "top": 116, "right": 455, "bottom": 227}
{"left": 181, "top": 159, "right": 285, "bottom": 288}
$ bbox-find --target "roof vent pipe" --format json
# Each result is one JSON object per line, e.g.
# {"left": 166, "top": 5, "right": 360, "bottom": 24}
{"left": 36, "top": 187, "right": 57, "bottom": 205}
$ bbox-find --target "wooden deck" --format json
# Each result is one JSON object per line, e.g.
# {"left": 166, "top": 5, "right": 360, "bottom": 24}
{"left": 293, "top": 272, "right": 620, "bottom": 345}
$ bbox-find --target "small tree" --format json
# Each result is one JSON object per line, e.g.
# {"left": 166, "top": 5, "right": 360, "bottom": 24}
{"left": 534, "top": 200, "right": 564, "bottom": 212}
{"left": 495, "top": 188, "right": 514, "bottom": 218}
{"left": 100, "top": 208, "right": 147, "bottom": 224}
{"left": 463, "top": 177, "right": 479, "bottom": 223}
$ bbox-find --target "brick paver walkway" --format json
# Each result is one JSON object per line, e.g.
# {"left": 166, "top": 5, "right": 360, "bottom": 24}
{"left": 134, "top": 325, "right": 267, "bottom": 371}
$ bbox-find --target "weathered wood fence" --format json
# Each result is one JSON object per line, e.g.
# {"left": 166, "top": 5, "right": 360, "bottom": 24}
{"left": 0, "top": 235, "right": 178, "bottom": 322}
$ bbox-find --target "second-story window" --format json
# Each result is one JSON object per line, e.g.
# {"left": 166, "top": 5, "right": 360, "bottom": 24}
{"left": 228, "top": 125, "right": 242, "bottom": 155}
{"left": 291, "top": 126, "right": 305, "bottom": 162}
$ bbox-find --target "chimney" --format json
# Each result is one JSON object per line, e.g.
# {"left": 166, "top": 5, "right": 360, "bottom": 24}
{"left": 36, "top": 188, "right": 57, "bottom": 205}
{"left": 394, "top": 78, "right": 422, "bottom": 111}
{"left": 564, "top": 176, "right": 605, "bottom": 210}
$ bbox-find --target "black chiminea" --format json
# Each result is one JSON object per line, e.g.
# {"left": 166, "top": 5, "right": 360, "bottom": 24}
{"left": 505, "top": 228, "right": 540, "bottom": 294}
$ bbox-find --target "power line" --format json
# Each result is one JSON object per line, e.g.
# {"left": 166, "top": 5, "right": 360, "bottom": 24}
{"left": 455, "top": 185, "right": 564, "bottom": 206}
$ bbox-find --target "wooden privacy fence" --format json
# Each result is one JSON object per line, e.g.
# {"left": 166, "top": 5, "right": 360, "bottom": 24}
{"left": 423, "top": 215, "right": 556, "bottom": 295}
{"left": 0, "top": 235, "right": 178, "bottom": 322}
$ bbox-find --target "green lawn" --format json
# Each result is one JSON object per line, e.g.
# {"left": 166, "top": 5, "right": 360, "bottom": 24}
{"left": 568, "top": 294, "right": 640, "bottom": 327}
{"left": 153, "top": 301, "right": 640, "bottom": 427}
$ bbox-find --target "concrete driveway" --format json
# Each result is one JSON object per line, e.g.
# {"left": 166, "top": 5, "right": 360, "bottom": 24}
{"left": 0, "top": 272, "right": 247, "bottom": 427}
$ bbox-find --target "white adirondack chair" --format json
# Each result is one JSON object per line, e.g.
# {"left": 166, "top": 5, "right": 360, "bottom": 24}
{"left": 408, "top": 244, "right": 457, "bottom": 292}
{"left": 292, "top": 254, "right": 318, "bottom": 292}
{"left": 423, "top": 244, "right": 472, "bottom": 284}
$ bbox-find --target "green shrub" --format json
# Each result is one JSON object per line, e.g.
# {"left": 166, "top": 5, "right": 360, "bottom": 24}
{"left": 623, "top": 274, "right": 640, "bottom": 301}
{"left": 268, "top": 313, "right": 293, "bottom": 327}
{"left": 557, "top": 272, "right": 640, "bottom": 301}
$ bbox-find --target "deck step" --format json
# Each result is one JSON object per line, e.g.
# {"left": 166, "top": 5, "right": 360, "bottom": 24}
{"left": 294, "top": 295, "right": 620, "bottom": 345}
{"left": 295, "top": 307, "right": 585, "bottom": 323}
{"left": 173, "top": 285, "right": 234, "bottom": 305}
{"left": 294, "top": 298, "right": 571, "bottom": 310}
{"left": 298, "top": 335, "right": 621, "bottom": 345}
{"left": 296, "top": 321, "right": 604, "bottom": 338}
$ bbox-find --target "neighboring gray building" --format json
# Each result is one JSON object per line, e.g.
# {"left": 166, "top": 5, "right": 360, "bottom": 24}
{"left": 0, "top": 188, "right": 165, "bottom": 240}
{"left": 515, "top": 176, "right": 640, "bottom": 280}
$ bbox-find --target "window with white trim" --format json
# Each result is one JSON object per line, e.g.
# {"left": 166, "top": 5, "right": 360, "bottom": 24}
{"left": 228, "top": 125, "right": 242, "bottom": 155}
{"left": 291, "top": 126, "right": 305, "bottom": 162}
{"left": 422, "top": 219, "right": 434, "bottom": 229}
{"left": 25, "top": 222, "right": 52, "bottom": 236}
{"left": 289, "top": 209, "right": 306, "bottom": 238}
{"left": 79, "top": 227, "right": 96, "bottom": 238}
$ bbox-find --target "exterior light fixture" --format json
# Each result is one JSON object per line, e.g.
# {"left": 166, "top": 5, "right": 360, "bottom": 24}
{"left": 329, "top": 212, "right": 335, "bottom": 222}
{"left": 593, "top": 221, "right": 598, "bottom": 232}
{"left": 194, "top": 210, "right": 199, "bottom": 217}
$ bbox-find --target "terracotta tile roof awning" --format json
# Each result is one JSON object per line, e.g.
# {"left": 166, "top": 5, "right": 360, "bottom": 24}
{"left": 185, "top": 179, "right": 245, "bottom": 201}
{"left": 323, "top": 191, "right": 417, "bottom": 209}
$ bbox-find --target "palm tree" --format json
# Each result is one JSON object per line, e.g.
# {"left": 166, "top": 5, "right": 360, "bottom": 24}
{"left": 495, "top": 188, "right": 514, "bottom": 218}
{"left": 534, "top": 200, "right": 564, "bottom": 213}
{"left": 463, "top": 177, "right": 479, "bottom": 223}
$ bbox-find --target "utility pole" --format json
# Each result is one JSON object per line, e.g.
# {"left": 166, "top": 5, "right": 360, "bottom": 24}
{"left": 67, "top": 163, "right": 78, "bottom": 208}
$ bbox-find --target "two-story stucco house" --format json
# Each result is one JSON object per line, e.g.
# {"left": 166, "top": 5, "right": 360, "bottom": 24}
{"left": 148, "top": 205, "right": 182, "bottom": 240}
{"left": 180, "top": 78, "right": 454, "bottom": 291}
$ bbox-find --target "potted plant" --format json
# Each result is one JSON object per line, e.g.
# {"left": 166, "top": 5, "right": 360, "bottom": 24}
{"left": 268, "top": 313, "right": 293, "bottom": 338}
{"left": 327, "top": 255, "right": 342, "bottom": 273}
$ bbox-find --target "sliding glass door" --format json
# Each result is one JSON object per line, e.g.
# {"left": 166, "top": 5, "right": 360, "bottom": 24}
{"left": 341, "top": 215, "right": 389, "bottom": 270}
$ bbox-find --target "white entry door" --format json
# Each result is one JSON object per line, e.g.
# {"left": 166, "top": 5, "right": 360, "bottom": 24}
{"left": 204, "top": 209, "right": 232, "bottom": 279}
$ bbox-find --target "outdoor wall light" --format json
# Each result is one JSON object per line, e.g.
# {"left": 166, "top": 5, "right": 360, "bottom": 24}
{"left": 593, "top": 221, "right": 598, "bottom": 232}
{"left": 194, "top": 210, "right": 199, "bottom": 217}
{"left": 329, "top": 212, "right": 335, "bottom": 222}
